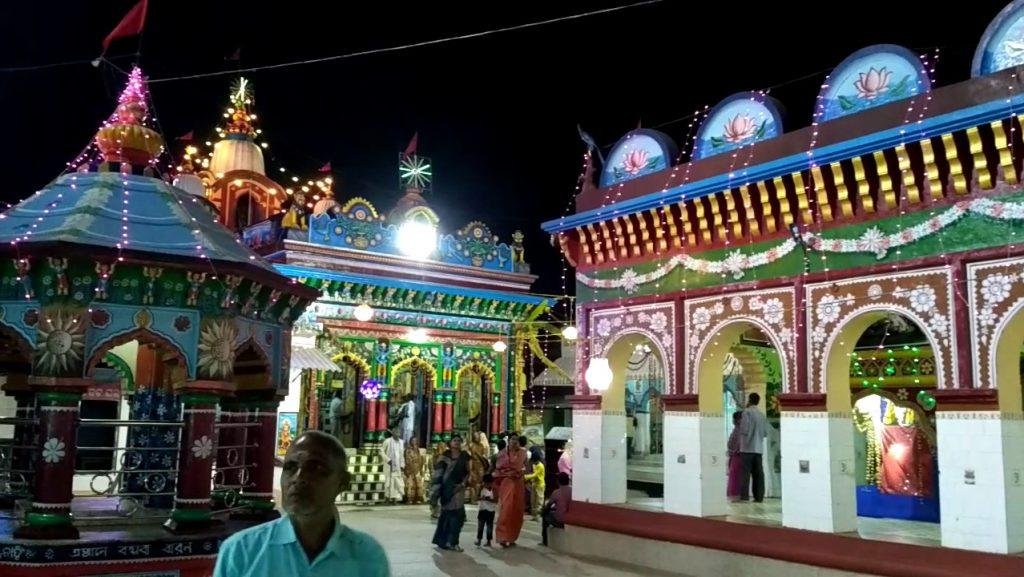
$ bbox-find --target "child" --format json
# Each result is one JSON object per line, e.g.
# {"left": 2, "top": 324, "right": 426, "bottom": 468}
{"left": 524, "top": 451, "right": 546, "bottom": 521}
{"left": 474, "top": 474, "right": 496, "bottom": 547}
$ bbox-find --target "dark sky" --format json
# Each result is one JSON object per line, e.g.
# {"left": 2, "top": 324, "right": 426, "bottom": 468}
{"left": 0, "top": 0, "right": 1012, "bottom": 297}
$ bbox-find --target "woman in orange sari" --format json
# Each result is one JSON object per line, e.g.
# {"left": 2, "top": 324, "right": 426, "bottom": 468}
{"left": 494, "top": 434, "right": 528, "bottom": 547}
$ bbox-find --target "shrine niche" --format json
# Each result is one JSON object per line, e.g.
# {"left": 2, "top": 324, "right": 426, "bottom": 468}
{"left": 587, "top": 301, "right": 677, "bottom": 395}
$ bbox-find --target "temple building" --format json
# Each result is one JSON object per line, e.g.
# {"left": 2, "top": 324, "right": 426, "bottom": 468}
{"left": 544, "top": 2, "right": 1024, "bottom": 575}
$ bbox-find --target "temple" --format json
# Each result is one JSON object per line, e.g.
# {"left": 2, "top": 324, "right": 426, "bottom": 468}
{"left": 544, "top": 2, "right": 1024, "bottom": 575}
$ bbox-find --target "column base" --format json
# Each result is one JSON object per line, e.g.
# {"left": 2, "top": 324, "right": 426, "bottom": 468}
{"left": 14, "top": 523, "right": 80, "bottom": 540}
{"left": 231, "top": 497, "right": 281, "bottom": 521}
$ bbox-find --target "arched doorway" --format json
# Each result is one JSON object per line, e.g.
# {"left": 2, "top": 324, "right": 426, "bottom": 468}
{"left": 390, "top": 357, "right": 436, "bottom": 448}
{"left": 322, "top": 353, "right": 367, "bottom": 449}
{"left": 823, "top": 310, "right": 941, "bottom": 542}
{"left": 455, "top": 362, "right": 494, "bottom": 441}
{"left": 604, "top": 333, "right": 667, "bottom": 509}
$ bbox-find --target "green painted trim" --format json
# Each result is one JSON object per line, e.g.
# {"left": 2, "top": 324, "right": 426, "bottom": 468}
{"left": 180, "top": 393, "right": 218, "bottom": 406}
{"left": 37, "top": 392, "right": 81, "bottom": 404}
{"left": 171, "top": 508, "right": 213, "bottom": 522}
{"left": 25, "top": 511, "right": 72, "bottom": 527}
{"left": 242, "top": 498, "right": 275, "bottom": 510}
{"left": 103, "top": 351, "right": 135, "bottom": 393}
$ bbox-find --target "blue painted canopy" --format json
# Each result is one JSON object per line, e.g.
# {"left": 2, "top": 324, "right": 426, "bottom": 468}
{"left": 974, "top": 0, "right": 1024, "bottom": 77}
{"left": 0, "top": 171, "right": 277, "bottom": 272}
{"left": 818, "top": 45, "right": 930, "bottom": 122}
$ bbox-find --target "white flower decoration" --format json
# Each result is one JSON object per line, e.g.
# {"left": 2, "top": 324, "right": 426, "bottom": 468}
{"left": 858, "top": 227, "right": 889, "bottom": 259}
{"left": 907, "top": 285, "right": 936, "bottom": 313}
{"left": 816, "top": 294, "right": 842, "bottom": 325}
{"left": 730, "top": 296, "right": 744, "bottom": 311}
{"left": 811, "top": 326, "right": 828, "bottom": 346}
{"left": 981, "top": 274, "right": 1014, "bottom": 304}
{"left": 723, "top": 251, "right": 747, "bottom": 279}
{"left": 620, "top": 269, "right": 640, "bottom": 293}
{"left": 928, "top": 314, "right": 950, "bottom": 337}
{"left": 762, "top": 298, "right": 785, "bottom": 325}
{"left": 778, "top": 327, "right": 793, "bottom": 347}
{"left": 648, "top": 311, "right": 668, "bottom": 333}
{"left": 596, "top": 318, "right": 612, "bottom": 337}
{"left": 867, "top": 284, "right": 883, "bottom": 300}
{"left": 977, "top": 307, "right": 998, "bottom": 328}
{"left": 41, "top": 438, "right": 66, "bottom": 464}
{"left": 897, "top": 388, "right": 909, "bottom": 401}
{"left": 692, "top": 307, "right": 713, "bottom": 330}
{"left": 191, "top": 436, "right": 214, "bottom": 460}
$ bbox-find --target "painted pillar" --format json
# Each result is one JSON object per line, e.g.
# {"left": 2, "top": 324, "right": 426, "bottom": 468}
{"left": 235, "top": 397, "right": 281, "bottom": 521}
{"left": 490, "top": 393, "right": 501, "bottom": 441}
{"left": 661, "top": 395, "right": 728, "bottom": 517}
{"left": 15, "top": 378, "right": 91, "bottom": 540}
{"left": 431, "top": 390, "right": 444, "bottom": 442}
{"left": 377, "top": 388, "right": 390, "bottom": 435}
{"left": 568, "top": 395, "right": 626, "bottom": 505}
{"left": 165, "top": 391, "right": 218, "bottom": 533}
{"left": 213, "top": 406, "right": 245, "bottom": 509}
{"left": 364, "top": 398, "right": 379, "bottom": 442}
{"left": 442, "top": 389, "right": 454, "bottom": 440}
{"left": 778, "top": 394, "right": 857, "bottom": 534}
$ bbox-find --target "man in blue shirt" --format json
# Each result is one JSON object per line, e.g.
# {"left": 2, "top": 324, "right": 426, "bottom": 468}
{"left": 214, "top": 430, "right": 390, "bottom": 576}
{"left": 739, "top": 392, "right": 769, "bottom": 503}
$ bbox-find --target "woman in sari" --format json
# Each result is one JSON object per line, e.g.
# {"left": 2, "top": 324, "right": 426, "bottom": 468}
{"left": 493, "top": 434, "right": 528, "bottom": 547}
{"left": 431, "top": 435, "right": 471, "bottom": 551}
{"left": 466, "top": 431, "right": 490, "bottom": 503}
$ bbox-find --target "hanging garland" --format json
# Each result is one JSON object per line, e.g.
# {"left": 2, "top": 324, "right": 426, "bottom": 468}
{"left": 577, "top": 197, "right": 1024, "bottom": 292}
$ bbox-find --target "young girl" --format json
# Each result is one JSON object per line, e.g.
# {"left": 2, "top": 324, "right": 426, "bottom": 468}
{"left": 726, "top": 411, "right": 744, "bottom": 502}
{"left": 524, "top": 451, "right": 546, "bottom": 521}
{"left": 475, "top": 474, "right": 496, "bottom": 547}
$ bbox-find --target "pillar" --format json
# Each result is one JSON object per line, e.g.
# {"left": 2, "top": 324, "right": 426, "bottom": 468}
{"left": 431, "top": 390, "right": 443, "bottom": 442}
{"left": 661, "top": 395, "right": 728, "bottom": 517}
{"left": 568, "top": 395, "right": 626, "bottom": 504}
{"left": 442, "top": 389, "right": 454, "bottom": 440}
{"left": 165, "top": 390, "right": 220, "bottom": 533}
{"left": 0, "top": 383, "right": 35, "bottom": 509}
{"left": 779, "top": 394, "right": 857, "bottom": 533}
{"left": 490, "top": 393, "right": 501, "bottom": 441}
{"left": 364, "top": 397, "right": 379, "bottom": 442}
{"left": 15, "top": 378, "right": 91, "bottom": 540}
{"left": 212, "top": 406, "right": 245, "bottom": 509}
{"left": 377, "top": 388, "right": 390, "bottom": 434}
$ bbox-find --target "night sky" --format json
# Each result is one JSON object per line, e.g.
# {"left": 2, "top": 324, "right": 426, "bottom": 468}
{"left": 0, "top": 0, "right": 1012, "bottom": 297}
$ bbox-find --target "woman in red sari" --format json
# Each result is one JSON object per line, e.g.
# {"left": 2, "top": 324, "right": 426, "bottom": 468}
{"left": 494, "top": 434, "right": 528, "bottom": 547}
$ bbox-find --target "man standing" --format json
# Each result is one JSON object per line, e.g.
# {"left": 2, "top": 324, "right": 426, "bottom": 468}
{"left": 739, "top": 392, "right": 768, "bottom": 503}
{"left": 214, "top": 431, "right": 390, "bottom": 575}
{"left": 540, "top": 472, "right": 572, "bottom": 547}
{"left": 399, "top": 395, "right": 416, "bottom": 445}
{"left": 328, "top": 390, "right": 345, "bottom": 443}
{"left": 380, "top": 429, "right": 405, "bottom": 504}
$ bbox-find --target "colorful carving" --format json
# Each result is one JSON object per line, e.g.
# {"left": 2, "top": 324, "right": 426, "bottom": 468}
{"left": 693, "top": 92, "right": 783, "bottom": 159}
{"left": 186, "top": 271, "right": 206, "bottom": 306}
{"left": 13, "top": 258, "right": 32, "bottom": 299}
{"left": 48, "top": 257, "right": 69, "bottom": 296}
{"left": 141, "top": 266, "right": 163, "bottom": 305}
{"left": 94, "top": 262, "right": 116, "bottom": 300}
{"left": 818, "top": 45, "right": 930, "bottom": 122}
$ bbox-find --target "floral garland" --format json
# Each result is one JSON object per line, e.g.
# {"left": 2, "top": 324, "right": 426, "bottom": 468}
{"left": 578, "top": 197, "right": 1024, "bottom": 293}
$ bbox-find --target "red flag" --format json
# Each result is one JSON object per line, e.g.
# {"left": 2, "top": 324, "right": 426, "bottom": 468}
{"left": 176, "top": 131, "right": 194, "bottom": 141}
{"left": 227, "top": 47, "right": 241, "bottom": 61}
{"left": 403, "top": 132, "right": 418, "bottom": 158}
{"left": 318, "top": 162, "right": 332, "bottom": 173}
{"left": 101, "top": 0, "right": 149, "bottom": 53}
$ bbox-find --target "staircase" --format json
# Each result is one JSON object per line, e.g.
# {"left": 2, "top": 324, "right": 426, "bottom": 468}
{"left": 627, "top": 453, "right": 664, "bottom": 484}
{"left": 338, "top": 445, "right": 386, "bottom": 505}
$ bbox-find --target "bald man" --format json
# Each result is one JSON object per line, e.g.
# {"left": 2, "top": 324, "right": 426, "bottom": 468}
{"left": 215, "top": 431, "right": 390, "bottom": 576}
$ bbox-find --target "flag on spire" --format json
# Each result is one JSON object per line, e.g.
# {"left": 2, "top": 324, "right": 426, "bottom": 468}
{"left": 176, "top": 131, "right": 194, "bottom": 142}
{"left": 318, "top": 162, "right": 332, "bottom": 173}
{"left": 101, "top": 0, "right": 149, "bottom": 54}
{"left": 403, "top": 132, "right": 418, "bottom": 159}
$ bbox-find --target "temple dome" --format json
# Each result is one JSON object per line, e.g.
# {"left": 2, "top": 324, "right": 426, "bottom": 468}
{"left": 172, "top": 172, "right": 206, "bottom": 197}
{"left": 210, "top": 135, "right": 265, "bottom": 177}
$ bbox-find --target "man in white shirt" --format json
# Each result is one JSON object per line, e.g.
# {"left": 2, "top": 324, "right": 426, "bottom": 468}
{"left": 739, "top": 392, "right": 768, "bottom": 502}
{"left": 328, "top": 390, "right": 344, "bottom": 442}
{"left": 380, "top": 429, "right": 405, "bottom": 504}
{"left": 399, "top": 395, "right": 416, "bottom": 445}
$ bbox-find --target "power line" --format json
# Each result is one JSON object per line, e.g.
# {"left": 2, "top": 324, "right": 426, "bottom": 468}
{"left": 147, "top": 1, "right": 663, "bottom": 83}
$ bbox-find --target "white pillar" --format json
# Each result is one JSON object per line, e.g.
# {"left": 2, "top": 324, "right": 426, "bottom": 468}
{"left": 572, "top": 409, "right": 626, "bottom": 504}
{"left": 937, "top": 412, "right": 1024, "bottom": 553}
{"left": 781, "top": 412, "right": 857, "bottom": 533}
{"left": 663, "top": 411, "right": 727, "bottom": 516}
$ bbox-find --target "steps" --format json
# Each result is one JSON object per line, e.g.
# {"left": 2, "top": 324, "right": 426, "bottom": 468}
{"left": 627, "top": 453, "right": 664, "bottom": 484}
{"left": 338, "top": 445, "right": 386, "bottom": 506}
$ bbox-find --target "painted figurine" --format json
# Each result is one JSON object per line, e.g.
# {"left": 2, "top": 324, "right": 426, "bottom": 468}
{"left": 13, "top": 258, "right": 32, "bottom": 299}
{"left": 142, "top": 266, "right": 163, "bottom": 304}
{"left": 240, "top": 282, "right": 262, "bottom": 317}
{"left": 186, "top": 271, "right": 206, "bottom": 306}
{"left": 221, "top": 275, "right": 242, "bottom": 309}
{"left": 263, "top": 289, "right": 282, "bottom": 318}
{"left": 48, "top": 257, "right": 69, "bottom": 296}
{"left": 94, "top": 262, "right": 116, "bottom": 300}
{"left": 277, "top": 295, "right": 301, "bottom": 325}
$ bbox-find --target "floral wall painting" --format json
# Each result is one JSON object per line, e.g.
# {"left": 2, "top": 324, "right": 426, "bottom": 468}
{"left": 276, "top": 412, "right": 298, "bottom": 457}
{"left": 600, "top": 129, "right": 678, "bottom": 188}
{"left": 692, "top": 92, "right": 784, "bottom": 160}
{"left": 973, "top": 0, "right": 1024, "bottom": 77}
{"left": 818, "top": 45, "right": 930, "bottom": 122}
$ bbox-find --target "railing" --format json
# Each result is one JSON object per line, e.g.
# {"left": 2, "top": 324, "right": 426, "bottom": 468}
{"left": 0, "top": 415, "right": 37, "bottom": 519}
{"left": 75, "top": 418, "right": 182, "bottom": 520}
{"left": 211, "top": 415, "right": 260, "bottom": 512}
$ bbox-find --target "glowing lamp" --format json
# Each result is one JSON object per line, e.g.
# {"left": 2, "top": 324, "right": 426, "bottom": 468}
{"left": 585, "top": 358, "right": 613, "bottom": 393}
{"left": 492, "top": 340, "right": 508, "bottom": 353}
{"left": 397, "top": 220, "right": 437, "bottom": 260}
{"left": 561, "top": 326, "right": 579, "bottom": 341}
{"left": 353, "top": 303, "right": 374, "bottom": 322}
{"left": 359, "top": 379, "right": 382, "bottom": 400}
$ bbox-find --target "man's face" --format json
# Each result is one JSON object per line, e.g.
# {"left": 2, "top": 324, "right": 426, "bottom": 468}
{"left": 450, "top": 437, "right": 462, "bottom": 451}
{"left": 508, "top": 437, "right": 519, "bottom": 450}
{"left": 280, "top": 436, "right": 346, "bottom": 517}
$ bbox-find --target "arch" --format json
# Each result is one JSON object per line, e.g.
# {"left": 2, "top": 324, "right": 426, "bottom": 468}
{"left": 456, "top": 360, "right": 497, "bottom": 392}
{"left": 601, "top": 331, "right": 667, "bottom": 412}
{"left": 820, "top": 305, "right": 945, "bottom": 413}
{"left": 692, "top": 316, "right": 790, "bottom": 412}
{"left": 0, "top": 320, "right": 34, "bottom": 364}
{"left": 852, "top": 388, "right": 936, "bottom": 448}
{"left": 332, "top": 351, "right": 371, "bottom": 378}
{"left": 86, "top": 327, "right": 190, "bottom": 379}
{"left": 102, "top": 351, "right": 135, "bottom": 392}
{"left": 988, "top": 297, "right": 1024, "bottom": 412}
{"left": 389, "top": 356, "right": 437, "bottom": 394}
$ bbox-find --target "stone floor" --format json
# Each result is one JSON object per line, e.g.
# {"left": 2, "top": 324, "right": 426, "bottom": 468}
{"left": 622, "top": 493, "right": 942, "bottom": 547}
{"left": 337, "top": 504, "right": 686, "bottom": 577}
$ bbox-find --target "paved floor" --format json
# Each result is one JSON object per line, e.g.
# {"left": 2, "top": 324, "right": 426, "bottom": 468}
{"left": 337, "top": 504, "right": 685, "bottom": 577}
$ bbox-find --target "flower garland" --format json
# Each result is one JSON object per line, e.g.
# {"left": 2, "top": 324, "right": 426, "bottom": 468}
{"left": 578, "top": 197, "right": 1024, "bottom": 293}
